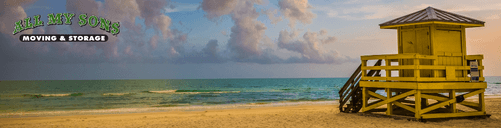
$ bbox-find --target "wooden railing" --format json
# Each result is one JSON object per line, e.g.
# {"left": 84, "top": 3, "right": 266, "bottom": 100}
{"left": 339, "top": 60, "right": 382, "bottom": 113}
{"left": 360, "top": 53, "right": 484, "bottom": 82}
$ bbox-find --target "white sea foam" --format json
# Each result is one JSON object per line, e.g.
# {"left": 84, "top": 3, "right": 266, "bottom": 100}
{"left": 40, "top": 93, "right": 71, "bottom": 97}
{"left": 175, "top": 92, "right": 206, "bottom": 94}
{"left": 148, "top": 90, "right": 177, "bottom": 93}
{"left": 102, "top": 93, "right": 135, "bottom": 96}
{"left": 212, "top": 91, "right": 241, "bottom": 93}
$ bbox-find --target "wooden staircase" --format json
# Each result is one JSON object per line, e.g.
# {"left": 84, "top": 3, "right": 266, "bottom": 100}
{"left": 339, "top": 59, "right": 382, "bottom": 113}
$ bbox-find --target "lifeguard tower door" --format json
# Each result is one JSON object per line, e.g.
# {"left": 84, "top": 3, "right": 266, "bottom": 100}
{"left": 400, "top": 27, "right": 432, "bottom": 77}
{"left": 434, "top": 29, "right": 464, "bottom": 78}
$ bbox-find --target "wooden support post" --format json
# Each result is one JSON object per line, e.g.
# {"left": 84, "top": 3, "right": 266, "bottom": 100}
{"left": 399, "top": 59, "right": 402, "bottom": 77}
{"left": 434, "top": 59, "right": 439, "bottom": 77}
{"left": 415, "top": 90, "right": 421, "bottom": 119}
{"left": 478, "top": 60, "right": 483, "bottom": 79}
{"left": 362, "top": 87, "right": 367, "bottom": 112}
{"left": 463, "top": 56, "right": 467, "bottom": 79}
{"left": 362, "top": 60, "right": 367, "bottom": 78}
{"left": 480, "top": 90, "right": 485, "bottom": 112}
{"left": 414, "top": 59, "right": 420, "bottom": 78}
{"left": 450, "top": 89, "right": 456, "bottom": 113}
{"left": 386, "top": 88, "right": 392, "bottom": 115}
{"left": 421, "top": 98, "right": 428, "bottom": 109}
{"left": 386, "top": 59, "right": 391, "bottom": 78}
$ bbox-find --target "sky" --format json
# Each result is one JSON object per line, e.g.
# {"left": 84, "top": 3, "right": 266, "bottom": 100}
{"left": 0, "top": 0, "right": 500, "bottom": 80}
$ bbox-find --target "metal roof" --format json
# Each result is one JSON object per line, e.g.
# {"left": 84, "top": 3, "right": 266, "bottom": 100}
{"left": 379, "top": 7, "right": 485, "bottom": 27}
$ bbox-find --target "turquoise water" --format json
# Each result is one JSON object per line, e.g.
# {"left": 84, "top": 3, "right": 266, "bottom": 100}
{"left": 0, "top": 77, "right": 500, "bottom": 113}
{"left": 0, "top": 78, "right": 346, "bottom": 113}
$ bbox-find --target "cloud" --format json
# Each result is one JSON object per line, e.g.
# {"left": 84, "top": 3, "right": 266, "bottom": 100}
{"left": 137, "top": 0, "right": 173, "bottom": 39}
{"left": 0, "top": 0, "right": 47, "bottom": 64}
{"left": 124, "top": 45, "right": 133, "bottom": 56}
{"left": 319, "top": 29, "right": 327, "bottom": 36}
{"left": 1, "top": 0, "right": 183, "bottom": 64}
{"left": 278, "top": 30, "right": 355, "bottom": 64}
{"left": 149, "top": 35, "right": 159, "bottom": 50}
{"left": 314, "top": 2, "right": 398, "bottom": 20}
{"left": 278, "top": 0, "right": 316, "bottom": 28}
{"left": 104, "top": 0, "right": 140, "bottom": 22}
{"left": 313, "top": 6, "right": 338, "bottom": 18}
{"left": 221, "top": 30, "right": 227, "bottom": 36}
{"left": 1, "top": 0, "right": 355, "bottom": 66}
{"left": 202, "top": 39, "right": 219, "bottom": 57}
{"left": 343, "top": 0, "right": 381, "bottom": 5}
{"left": 153, "top": 15, "right": 173, "bottom": 39}
{"left": 197, "top": 0, "right": 353, "bottom": 64}
{"left": 261, "top": 8, "right": 283, "bottom": 24}
{"left": 168, "top": 29, "right": 188, "bottom": 57}
{"left": 66, "top": 0, "right": 119, "bottom": 59}
{"left": 164, "top": 3, "right": 199, "bottom": 13}
{"left": 65, "top": 0, "right": 180, "bottom": 60}
{"left": 200, "top": 0, "right": 238, "bottom": 20}
{"left": 228, "top": 1, "right": 267, "bottom": 59}
{"left": 200, "top": 0, "right": 278, "bottom": 64}
{"left": 314, "top": 4, "right": 409, "bottom": 20}
{"left": 315, "top": 0, "right": 501, "bottom": 21}
{"left": 201, "top": 0, "right": 268, "bottom": 60}
{"left": 0, "top": 0, "right": 36, "bottom": 37}
{"left": 171, "top": 39, "right": 226, "bottom": 64}
{"left": 322, "top": 36, "right": 336, "bottom": 44}
{"left": 66, "top": 0, "right": 101, "bottom": 16}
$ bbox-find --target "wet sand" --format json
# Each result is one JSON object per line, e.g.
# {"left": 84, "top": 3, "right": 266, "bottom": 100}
{"left": 1, "top": 98, "right": 500, "bottom": 128}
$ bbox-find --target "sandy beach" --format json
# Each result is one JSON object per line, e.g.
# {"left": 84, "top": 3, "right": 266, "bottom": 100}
{"left": 0, "top": 98, "right": 499, "bottom": 128}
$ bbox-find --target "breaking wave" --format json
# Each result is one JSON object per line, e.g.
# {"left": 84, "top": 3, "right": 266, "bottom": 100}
{"left": 15, "top": 93, "right": 85, "bottom": 98}
{"left": 143, "top": 90, "right": 177, "bottom": 93}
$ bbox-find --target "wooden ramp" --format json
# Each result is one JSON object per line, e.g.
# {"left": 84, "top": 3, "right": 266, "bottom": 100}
{"left": 339, "top": 59, "right": 382, "bottom": 113}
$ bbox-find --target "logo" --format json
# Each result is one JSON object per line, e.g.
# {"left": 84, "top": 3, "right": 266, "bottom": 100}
{"left": 13, "top": 13, "right": 120, "bottom": 42}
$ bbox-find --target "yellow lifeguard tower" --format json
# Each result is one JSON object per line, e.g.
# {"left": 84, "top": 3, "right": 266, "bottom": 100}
{"left": 339, "top": 7, "right": 488, "bottom": 120}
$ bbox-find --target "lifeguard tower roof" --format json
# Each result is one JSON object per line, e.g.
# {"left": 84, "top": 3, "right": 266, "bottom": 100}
{"left": 379, "top": 7, "right": 485, "bottom": 29}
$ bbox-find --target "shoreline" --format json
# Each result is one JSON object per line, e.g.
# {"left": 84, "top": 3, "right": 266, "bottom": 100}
{"left": 0, "top": 100, "right": 338, "bottom": 118}
{"left": 3, "top": 95, "right": 501, "bottom": 118}
{"left": 0, "top": 98, "right": 499, "bottom": 128}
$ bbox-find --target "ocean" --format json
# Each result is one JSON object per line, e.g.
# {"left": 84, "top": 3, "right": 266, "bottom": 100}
{"left": 1, "top": 77, "right": 500, "bottom": 116}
